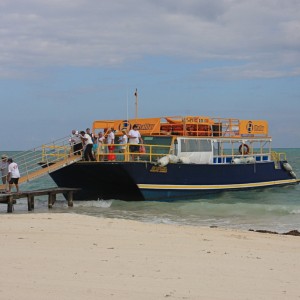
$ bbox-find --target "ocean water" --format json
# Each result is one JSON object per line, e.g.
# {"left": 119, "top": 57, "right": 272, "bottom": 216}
{"left": 1, "top": 148, "right": 299, "bottom": 233}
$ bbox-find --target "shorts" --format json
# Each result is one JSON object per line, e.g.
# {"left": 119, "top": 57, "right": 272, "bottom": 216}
{"left": 9, "top": 178, "right": 19, "bottom": 184}
{"left": 129, "top": 145, "right": 140, "bottom": 153}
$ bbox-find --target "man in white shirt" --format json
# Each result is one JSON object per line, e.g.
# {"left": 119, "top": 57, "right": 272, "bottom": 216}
{"left": 7, "top": 158, "right": 21, "bottom": 193}
{"left": 80, "top": 131, "right": 96, "bottom": 161}
{"left": 107, "top": 128, "right": 115, "bottom": 146}
{"left": 128, "top": 124, "right": 143, "bottom": 160}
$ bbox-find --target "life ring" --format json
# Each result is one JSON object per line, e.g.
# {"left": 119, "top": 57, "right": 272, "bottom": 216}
{"left": 239, "top": 144, "right": 249, "bottom": 155}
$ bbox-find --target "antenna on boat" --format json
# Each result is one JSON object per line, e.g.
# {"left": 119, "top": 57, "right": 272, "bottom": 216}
{"left": 134, "top": 88, "right": 138, "bottom": 119}
{"left": 126, "top": 89, "right": 129, "bottom": 121}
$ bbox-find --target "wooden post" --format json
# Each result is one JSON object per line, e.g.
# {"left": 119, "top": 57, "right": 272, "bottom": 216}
{"left": 7, "top": 195, "right": 14, "bottom": 213}
{"left": 48, "top": 193, "right": 57, "bottom": 208}
{"left": 48, "top": 195, "right": 52, "bottom": 208}
{"left": 52, "top": 193, "right": 56, "bottom": 206}
{"left": 27, "top": 195, "right": 32, "bottom": 211}
{"left": 27, "top": 195, "right": 34, "bottom": 211}
{"left": 67, "top": 191, "right": 74, "bottom": 207}
{"left": 31, "top": 196, "right": 34, "bottom": 210}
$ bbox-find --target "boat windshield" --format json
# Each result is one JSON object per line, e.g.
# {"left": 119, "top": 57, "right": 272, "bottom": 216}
{"left": 143, "top": 136, "right": 173, "bottom": 156}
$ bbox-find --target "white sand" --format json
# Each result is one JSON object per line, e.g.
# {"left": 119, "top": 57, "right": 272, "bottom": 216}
{"left": 0, "top": 213, "right": 299, "bottom": 300}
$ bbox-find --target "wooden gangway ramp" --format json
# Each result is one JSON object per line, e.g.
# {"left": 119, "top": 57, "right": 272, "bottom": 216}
{"left": 0, "top": 135, "right": 82, "bottom": 191}
{"left": 20, "top": 154, "right": 81, "bottom": 185}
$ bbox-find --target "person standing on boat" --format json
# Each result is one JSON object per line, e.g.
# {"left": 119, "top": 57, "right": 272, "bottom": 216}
{"left": 107, "top": 128, "right": 115, "bottom": 150}
{"left": 106, "top": 128, "right": 116, "bottom": 161}
{"left": 0, "top": 154, "right": 9, "bottom": 184}
{"left": 119, "top": 129, "right": 128, "bottom": 152}
{"left": 80, "top": 131, "right": 95, "bottom": 161}
{"left": 128, "top": 124, "right": 143, "bottom": 160}
{"left": 97, "top": 132, "right": 105, "bottom": 161}
{"left": 69, "top": 130, "right": 83, "bottom": 155}
{"left": 86, "top": 128, "right": 95, "bottom": 143}
{"left": 118, "top": 129, "right": 128, "bottom": 160}
{"left": 92, "top": 136, "right": 98, "bottom": 158}
{"left": 7, "top": 158, "right": 20, "bottom": 193}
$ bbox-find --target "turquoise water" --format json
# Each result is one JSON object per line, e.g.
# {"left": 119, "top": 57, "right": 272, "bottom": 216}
{"left": 1, "top": 149, "right": 299, "bottom": 233}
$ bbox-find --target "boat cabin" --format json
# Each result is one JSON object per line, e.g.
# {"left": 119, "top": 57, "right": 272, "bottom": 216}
{"left": 90, "top": 116, "right": 284, "bottom": 165}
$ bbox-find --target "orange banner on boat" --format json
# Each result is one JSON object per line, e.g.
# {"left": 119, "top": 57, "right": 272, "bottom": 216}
{"left": 239, "top": 120, "right": 268, "bottom": 135}
{"left": 126, "top": 118, "right": 161, "bottom": 134}
{"left": 184, "top": 116, "right": 212, "bottom": 124}
{"left": 93, "top": 118, "right": 162, "bottom": 135}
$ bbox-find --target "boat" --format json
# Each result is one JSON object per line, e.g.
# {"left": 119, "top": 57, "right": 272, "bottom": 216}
{"left": 45, "top": 115, "right": 299, "bottom": 201}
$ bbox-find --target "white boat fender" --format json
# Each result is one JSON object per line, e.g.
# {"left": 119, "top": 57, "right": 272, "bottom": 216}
{"left": 168, "top": 154, "right": 180, "bottom": 163}
{"left": 245, "top": 157, "right": 256, "bottom": 164}
{"left": 290, "top": 171, "right": 297, "bottom": 179}
{"left": 157, "top": 156, "right": 170, "bottom": 167}
{"left": 232, "top": 158, "right": 241, "bottom": 164}
{"left": 179, "top": 157, "right": 191, "bottom": 164}
{"left": 282, "top": 162, "right": 293, "bottom": 172}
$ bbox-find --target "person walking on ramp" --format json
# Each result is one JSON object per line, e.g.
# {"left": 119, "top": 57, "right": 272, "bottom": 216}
{"left": 7, "top": 158, "right": 21, "bottom": 193}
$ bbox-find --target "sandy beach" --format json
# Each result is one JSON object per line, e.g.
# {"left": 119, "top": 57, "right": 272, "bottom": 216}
{"left": 0, "top": 213, "right": 299, "bottom": 300}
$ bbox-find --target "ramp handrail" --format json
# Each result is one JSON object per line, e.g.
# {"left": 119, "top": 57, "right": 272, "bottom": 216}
{"left": 1, "top": 136, "right": 82, "bottom": 188}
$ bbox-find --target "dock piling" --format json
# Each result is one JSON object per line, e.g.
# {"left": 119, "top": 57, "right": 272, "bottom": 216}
{"left": 27, "top": 195, "right": 35, "bottom": 211}
{"left": 67, "top": 191, "right": 74, "bottom": 207}
{"left": 7, "top": 195, "right": 14, "bottom": 213}
{"left": 48, "top": 193, "right": 56, "bottom": 209}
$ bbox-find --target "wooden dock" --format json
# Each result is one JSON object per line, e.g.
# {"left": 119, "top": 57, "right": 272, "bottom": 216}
{"left": 0, "top": 188, "right": 81, "bottom": 213}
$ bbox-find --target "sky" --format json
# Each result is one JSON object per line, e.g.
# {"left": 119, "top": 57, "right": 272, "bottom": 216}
{"left": 1, "top": 0, "right": 300, "bottom": 150}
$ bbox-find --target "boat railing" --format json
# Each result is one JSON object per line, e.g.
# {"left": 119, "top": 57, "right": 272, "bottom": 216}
{"left": 210, "top": 118, "right": 240, "bottom": 137}
{"left": 271, "top": 151, "right": 286, "bottom": 162}
{"left": 94, "top": 143, "right": 172, "bottom": 163}
{"left": 16, "top": 138, "right": 283, "bottom": 169}
{"left": 212, "top": 153, "right": 271, "bottom": 164}
{"left": 159, "top": 118, "right": 240, "bottom": 137}
{"left": 271, "top": 151, "right": 287, "bottom": 169}
{"left": 212, "top": 147, "right": 274, "bottom": 164}
{"left": 93, "top": 143, "right": 280, "bottom": 165}
{"left": 4, "top": 136, "right": 82, "bottom": 185}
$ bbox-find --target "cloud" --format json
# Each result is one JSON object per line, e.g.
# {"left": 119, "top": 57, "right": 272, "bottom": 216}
{"left": 0, "top": 0, "right": 300, "bottom": 79}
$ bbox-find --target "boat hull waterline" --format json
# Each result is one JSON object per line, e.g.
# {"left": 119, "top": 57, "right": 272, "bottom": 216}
{"left": 49, "top": 161, "right": 298, "bottom": 201}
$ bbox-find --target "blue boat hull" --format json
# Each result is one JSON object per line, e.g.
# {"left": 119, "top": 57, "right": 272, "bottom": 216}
{"left": 49, "top": 161, "right": 298, "bottom": 201}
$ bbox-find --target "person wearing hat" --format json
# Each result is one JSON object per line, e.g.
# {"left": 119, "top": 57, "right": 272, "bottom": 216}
{"left": 0, "top": 154, "right": 9, "bottom": 184}
{"left": 7, "top": 158, "right": 21, "bottom": 193}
